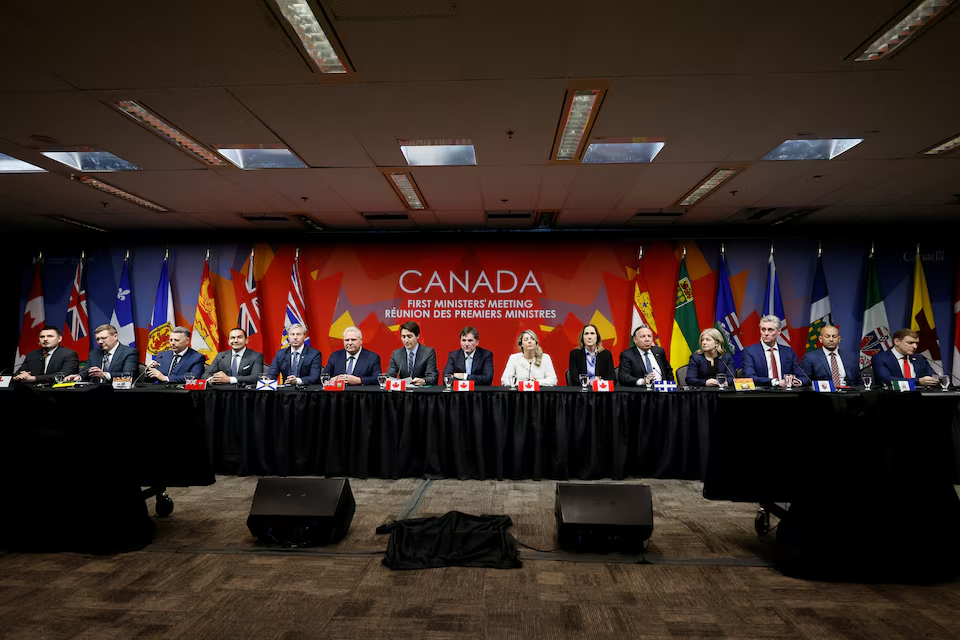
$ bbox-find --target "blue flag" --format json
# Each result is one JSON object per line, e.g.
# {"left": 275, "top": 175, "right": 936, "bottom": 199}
{"left": 714, "top": 252, "right": 743, "bottom": 368}
{"left": 764, "top": 249, "right": 792, "bottom": 348}
{"left": 147, "top": 256, "right": 174, "bottom": 363}
{"left": 110, "top": 256, "right": 136, "bottom": 348}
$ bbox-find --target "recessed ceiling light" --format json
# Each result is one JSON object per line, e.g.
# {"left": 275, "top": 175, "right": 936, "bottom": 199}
{"left": 856, "top": 0, "right": 956, "bottom": 61}
{"left": 676, "top": 168, "right": 743, "bottom": 207}
{"left": 400, "top": 140, "right": 476, "bottom": 166}
{"left": 213, "top": 144, "right": 307, "bottom": 169}
{"left": 551, "top": 88, "right": 607, "bottom": 161}
{"left": 382, "top": 170, "right": 427, "bottom": 209}
{"left": 762, "top": 139, "right": 863, "bottom": 161}
{"left": 112, "top": 100, "right": 226, "bottom": 166}
{"left": 74, "top": 175, "right": 168, "bottom": 212}
{"left": 270, "top": 0, "right": 351, "bottom": 74}
{"left": 0, "top": 153, "right": 46, "bottom": 173}
{"left": 582, "top": 142, "right": 665, "bottom": 164}
{"left": 50, "top": 216, "right": 109, "bottom": 232}
{"left": 42, "top": 150, "right": 140, "bottom": 172}
{"left": 922, "top": 133, "right": 960, "bottom": 155}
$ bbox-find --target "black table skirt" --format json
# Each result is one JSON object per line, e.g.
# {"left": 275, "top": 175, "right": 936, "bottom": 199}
{"left": 201, "top": 388, "right": 715, "bottom": 480}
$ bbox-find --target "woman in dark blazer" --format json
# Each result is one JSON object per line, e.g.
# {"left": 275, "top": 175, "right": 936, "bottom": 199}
{"left": 687, "top": 327, "right": 735, "bottom": 387}
{"left": 568, "top": 324, "right": 616, "bottom": 385}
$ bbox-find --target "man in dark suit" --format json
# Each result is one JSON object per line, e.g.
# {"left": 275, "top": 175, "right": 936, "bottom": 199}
{"left": 327, "top": 326, "right": 382, "bottom": 386}
{"left": 203, "top": 327, "right": 264, "bottom": 385}
{"left": 386, "top": 321, "right": 438, "bottom": 386}
{"left": 872, "top": 328, "right": 938, "bottom": 387}
{"left": 742, "top": 315, "right": 807, "bottom": 387}
{"left": 800, "top": 325, "right": 861, "bottom": 387}
{"left": 66, "top": 323, "right": 139, "bottom": 383}
{"left": 619, "top": 324, "right": 673, "bottom": 387}
{"left": 145, "top": 326, "right": 207, "bottom": 384}
{"left": 266, "top": 323, "right": 322, "bottom": 385}
{"left": 13, "top": 325, "right": 79, "bottom": 384}
{"left": 442, "top": 326, "right": 494, "bottom": 386}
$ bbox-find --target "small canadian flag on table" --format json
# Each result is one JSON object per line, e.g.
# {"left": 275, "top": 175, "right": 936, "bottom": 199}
{"left": 386, "top": 378, "right": 407, "bottom": 391}
{"left": 591, "top": 379, "right": 614, "bottom": 392}
{"left": 518, "top": 380, "right": 540, "bottom": 392}
{"left": 454, "top": 380, "right": 474, "bottom": 391}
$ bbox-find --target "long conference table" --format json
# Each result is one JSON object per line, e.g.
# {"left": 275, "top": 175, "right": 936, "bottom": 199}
{"left": 3, "top": 383, "right": 960, "bottom": 496}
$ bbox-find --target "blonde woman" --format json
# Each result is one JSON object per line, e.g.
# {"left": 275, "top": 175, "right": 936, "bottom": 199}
{"left": 687, "top": 327, "right": 735, "bottom": 387}
{"left": 500, "top": 329, "right": 558, "bottom": 387}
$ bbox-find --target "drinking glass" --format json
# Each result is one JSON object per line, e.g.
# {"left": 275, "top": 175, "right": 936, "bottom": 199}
{"left": 509, "top": 375, "right": 517, "bottom": 389}
{"left": 444, "top": 373, "right": 453, "bottom": 391}
{"left": 939, "top": 375, "right": 950, "bottom": 391}
{"left": 838, "top": 376, "right": 846, "bottom": 390}
{"left": 54, "top": 372, "right": 65, "bottom": 384}
{"left": 579, "top": 374, "right": 589, "bottom": 392}
{"left": 716, "top": 373, "right": 727, "bottom": 390}
{"left": 377, "top": 374, "right": 387, "bottom": 390}
{"left": 320, "top": 373, "right": 331, "bottom": 387}
{"left": 184, "top": 372, "right": 197, "bottom": 385}
{"left": 862, "top": 374, "right": 872, "bottom": 391}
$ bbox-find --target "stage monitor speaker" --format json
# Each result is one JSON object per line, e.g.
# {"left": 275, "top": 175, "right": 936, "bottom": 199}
{"left": 247, "top": 477, "right": 355, "bottom": 547}
{"left": 555, "top": 483, "right": 653, "bottom": 554}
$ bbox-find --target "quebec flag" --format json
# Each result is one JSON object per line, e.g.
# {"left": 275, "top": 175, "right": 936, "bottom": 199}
{"left": 111, "top": 256, "right": 136, "bottom": 349}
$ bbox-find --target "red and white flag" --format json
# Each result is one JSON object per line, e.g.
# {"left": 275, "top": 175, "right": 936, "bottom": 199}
{"left": 454, "top": 380, "right": 475, "bottom": 391}
{"left": 518, "top": 380, "right": 540, "bottom": 392}
{"left": 15, "top": 261, "right": 45, "bottom": 370}
{"left": 953, "top": 257, "right": 960, "bottom": 384}
{"left": 61, "top": 255, "right": 89, "bottom": 357}
{"left": 232, "top": 247, "right": 263, "bottom": 353}
{"left": 591, "top": 379, "right": 614, "bottom": 392}
{"left": 386, "top": 378, "right": 407, "bottom": 391}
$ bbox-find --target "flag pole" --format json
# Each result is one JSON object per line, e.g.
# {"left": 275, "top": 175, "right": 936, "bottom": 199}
{"left": 817, "top": 242, "right": 821, "bottom": 258}
{"left": 205, "top": 247, "right": 210, "bottom": 260}
{"left": 682, "top": 244, "right": 687, "bottom": 258}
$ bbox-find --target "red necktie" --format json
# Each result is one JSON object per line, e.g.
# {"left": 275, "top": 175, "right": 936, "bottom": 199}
{"left": 769, "top": 347, "right": 779, "bottom": 378}
{"left": 902, "top": 356, "right": 912, "bottom": 378}
{"left": 830, "top": 352, "right": 841, "bottom": 386}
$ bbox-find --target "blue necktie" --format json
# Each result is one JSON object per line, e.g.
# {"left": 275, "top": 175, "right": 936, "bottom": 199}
{"left": 168, "top": 355, "right": 181, "bottom": 376}
{"left": 292, "top": 351, "right": 301, "bottom": 377}
{"left": 346, "top": 356, "right": 355, "bottom": 376}
{"left": 465, "top": 354, "right": 473, "bottom": 376}
{"left": 643, "top": 351, "right": 654, "bottom": 378}
{"left": 407, "top": 351, "right": 415, "bottom": 377}
{"left": 231, "top": 353, "right": 240, "bottom": 377}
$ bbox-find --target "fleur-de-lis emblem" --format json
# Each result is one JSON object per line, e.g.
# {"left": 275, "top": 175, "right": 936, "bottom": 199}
{"left": 117, "top": 287, "right": 131, "bottom": 301}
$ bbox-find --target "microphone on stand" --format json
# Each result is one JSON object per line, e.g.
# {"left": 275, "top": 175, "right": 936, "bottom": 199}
{"left": 917, "top": 353, "right": 956, "bottom": 386}
{"left": 134, "top": 361, "right": 158, "bottom": 385}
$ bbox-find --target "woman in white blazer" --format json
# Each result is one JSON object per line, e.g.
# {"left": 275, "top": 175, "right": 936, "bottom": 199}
{"left": 500, "top": 329, "right": 558, "bottom": 387}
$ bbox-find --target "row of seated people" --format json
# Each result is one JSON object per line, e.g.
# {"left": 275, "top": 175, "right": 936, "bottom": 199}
{"left": 12, "top": 317, "right": 939, "bottom": 389}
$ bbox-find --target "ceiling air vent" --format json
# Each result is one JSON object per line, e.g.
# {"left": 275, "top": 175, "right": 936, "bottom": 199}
{"left": 362, "top": 213, "right": 409, "bottom": 221}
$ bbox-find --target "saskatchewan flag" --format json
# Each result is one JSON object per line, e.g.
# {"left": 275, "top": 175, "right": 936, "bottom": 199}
{"left": 669, "top": 254, "right": 700, "bottom": 371}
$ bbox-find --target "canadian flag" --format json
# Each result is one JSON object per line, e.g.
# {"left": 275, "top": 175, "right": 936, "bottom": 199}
{"left": 454, "top": 380, "right": 475, "bottom": 391}
{"left": 518, "top": 380, "right": 540, "bottom": 392}
{"left": 386, "top": 378, "right": 407, "bottom": 391}
{"left": 591, "top": 379, "right": 614, "bottom": 392}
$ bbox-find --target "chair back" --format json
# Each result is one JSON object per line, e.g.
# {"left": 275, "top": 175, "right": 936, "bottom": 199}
{"left": 676, "top": 365, "right": 688, "bottom": 387}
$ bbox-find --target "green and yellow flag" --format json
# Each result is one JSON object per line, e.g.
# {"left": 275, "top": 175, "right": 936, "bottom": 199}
{"left": 669, "top": 251, "right": 700, "bottom": 371}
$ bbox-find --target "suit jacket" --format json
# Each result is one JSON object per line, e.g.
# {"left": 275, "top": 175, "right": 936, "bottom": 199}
{"left": 152, "top": 348, "right": 206, "bottom": 384}
{"left": 800, "top": 348, "right": 861, "bottom": 386}
{"left": 203, "top": 348, "right": 265, "bottom": 384}
{"left": 266, "top": 346, "right": 322, "bottom": 385}
{"left": 15, "top": 346, "right": 79, "bottom": 384}
{"left": 443, "top": 347, "right": 495, "bottom": 386}
{"left": 618, "top": 346, "right": 674, "bottom": 386}
{"left": 872, "top": 349, "right": 934, "bottom": 386}
{"left": 386, "top": 345, "right": 439, "bottom": 385}
{"left": 742, "top": 342, "right": 808, "bottom": 386}
{"left": 686, "top": 352, "right": 735, "bottom": 387}
{"left": 325, "top": 348, "right": 382, "bottom": 385}
{"left": 567, "top": 348, "right": 616, "bottom": 385}
{"left": 82, "top": 343, "right": 139, "bottom": 382}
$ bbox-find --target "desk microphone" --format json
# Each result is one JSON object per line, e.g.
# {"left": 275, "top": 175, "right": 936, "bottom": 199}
{"left": 783, "top": 352, "right": 811, "bottom": 387}
{"left": 718, "top": 356, "right": 737, "bottom": 381}
{"left": 917, "top": 353, "right": 958, "bottom": 384}
{"left": 134, "top": 361, "right": 158, "bottom": 385}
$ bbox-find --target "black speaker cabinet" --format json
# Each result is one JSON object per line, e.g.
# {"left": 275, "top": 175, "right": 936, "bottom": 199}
{"left": 247, "top": 477, "right": 355, "bottom": 546}
{"left": 555, "top": 483, "right": 653, "bottom": 554}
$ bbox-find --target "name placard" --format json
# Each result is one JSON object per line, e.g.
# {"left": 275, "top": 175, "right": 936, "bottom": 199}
{"left": 591, "top": 379, "right": 614, "bottom": 392}
{"left": 386, "top": 378, "right": 407, "bottom": 391}
{"left": 454, "top": 380, "right": 475, "bottom": 392}
{"left": 257, "top": 379, "right": 278, "bottom": 391}
{"left": 518, "top": 380, "right": 540, "bottom": 392}
{"left": 733, "top": 378, "right": 756, "bottom": 391}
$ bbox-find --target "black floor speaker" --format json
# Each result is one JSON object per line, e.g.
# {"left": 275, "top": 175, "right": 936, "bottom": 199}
{"left": 555, "top": 483, "right": 653, "bottom": 554}
{"left": 247, "top": 477, "right": 355, "bottom": 547}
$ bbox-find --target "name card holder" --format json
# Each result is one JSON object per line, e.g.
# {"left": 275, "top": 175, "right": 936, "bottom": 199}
{"left": 184, "top": 379, "right": 207, "bottom": 390}
{"left": 454, "top": 380, "right": 475, "bottom": 392}
{"left": 733, "top": 378, "right": 757, "bottom": 391}
{"left": 591, "top": 379, "right": 614, "bottom": 392}
{"left": 653, "top": 381, "right": 678, "bottom": 392}
{"left": 893, "top": 380, "right": 916, "bottom": 392}
{"left": 257, "top": 379, "right": 278, "bottom": 391}
{"left": 518, "top": 380, "right": 540, "bottom": 392}
{"left": 813, "top": 380, "right": 835, "bottom": 393}
{"left": 386, "top": 378, "right": 407, "bottom": 392}
{"left": 323, "top": 380, "right": 346, "bottom": 392}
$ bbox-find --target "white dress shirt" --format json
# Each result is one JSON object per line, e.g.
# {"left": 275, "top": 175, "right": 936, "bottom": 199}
{"left": 764, "top": 344, "right": 783, "bottom": 379}
{"left": 896, "top": 351, "right": 914, "bottom": 378}
{"left": 635, "top": 348, "right": 662, "bottom": 385}
{"left": 228, "top": 347, "right": 247, "bottom": 384}
{"left": 500, "top": 352, "right": 558, "bottom": 387}
{"left": 822, "top": 347, "right": 847, "bottom": 382}
{"left": 101, "top": 344, "right": 119, "bottom": 381}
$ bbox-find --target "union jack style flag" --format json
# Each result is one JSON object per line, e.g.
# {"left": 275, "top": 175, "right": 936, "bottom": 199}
{"left": 235, "top": 248, "right": 263, "bottom": 353}
{"left": 62, "top": 256, "right": 89, "bottom": 357}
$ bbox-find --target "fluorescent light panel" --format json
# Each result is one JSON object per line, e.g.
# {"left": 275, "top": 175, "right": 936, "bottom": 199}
{"left": 75, "top": 176, "right": 168, "bottom": 212}
{"left": 582, "top": 142, "right": 665, "bottom": 164}
{"left": 50, "top": 216, "right": 108, "bottom": 232}
{"left": 554, "top": 89, "right": 602, "bottom": 161}
{"left": 677, "top": 168, "right": 742, "bottom": 207}
{"left": 762, "top": 139, "right": 863, "bottom": 161}
{"left": 0, "top": 153, "right": 46, "bottom": 173}
{"left": 923, "top": 133, "right": 960, "bottom": 155}
{"left": 213, "top": 145, "right": 306, "bottom": 169}
{"left": 386, "top": 171, "right": 426, "bottom": 209}
{"left": 272, "top": 0, "right": 348, "bottom": 73}
{"left": 42, "top": 150, "right": 140, "bottom": 172}
{"left": 400, "top": 140, "right": 476, "bottom": 166}
{"left": 856, "top": 0, "right": 955, "bottom": 61}
{"left": 112, "top": 101, "right": 226, "bottom": 166}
